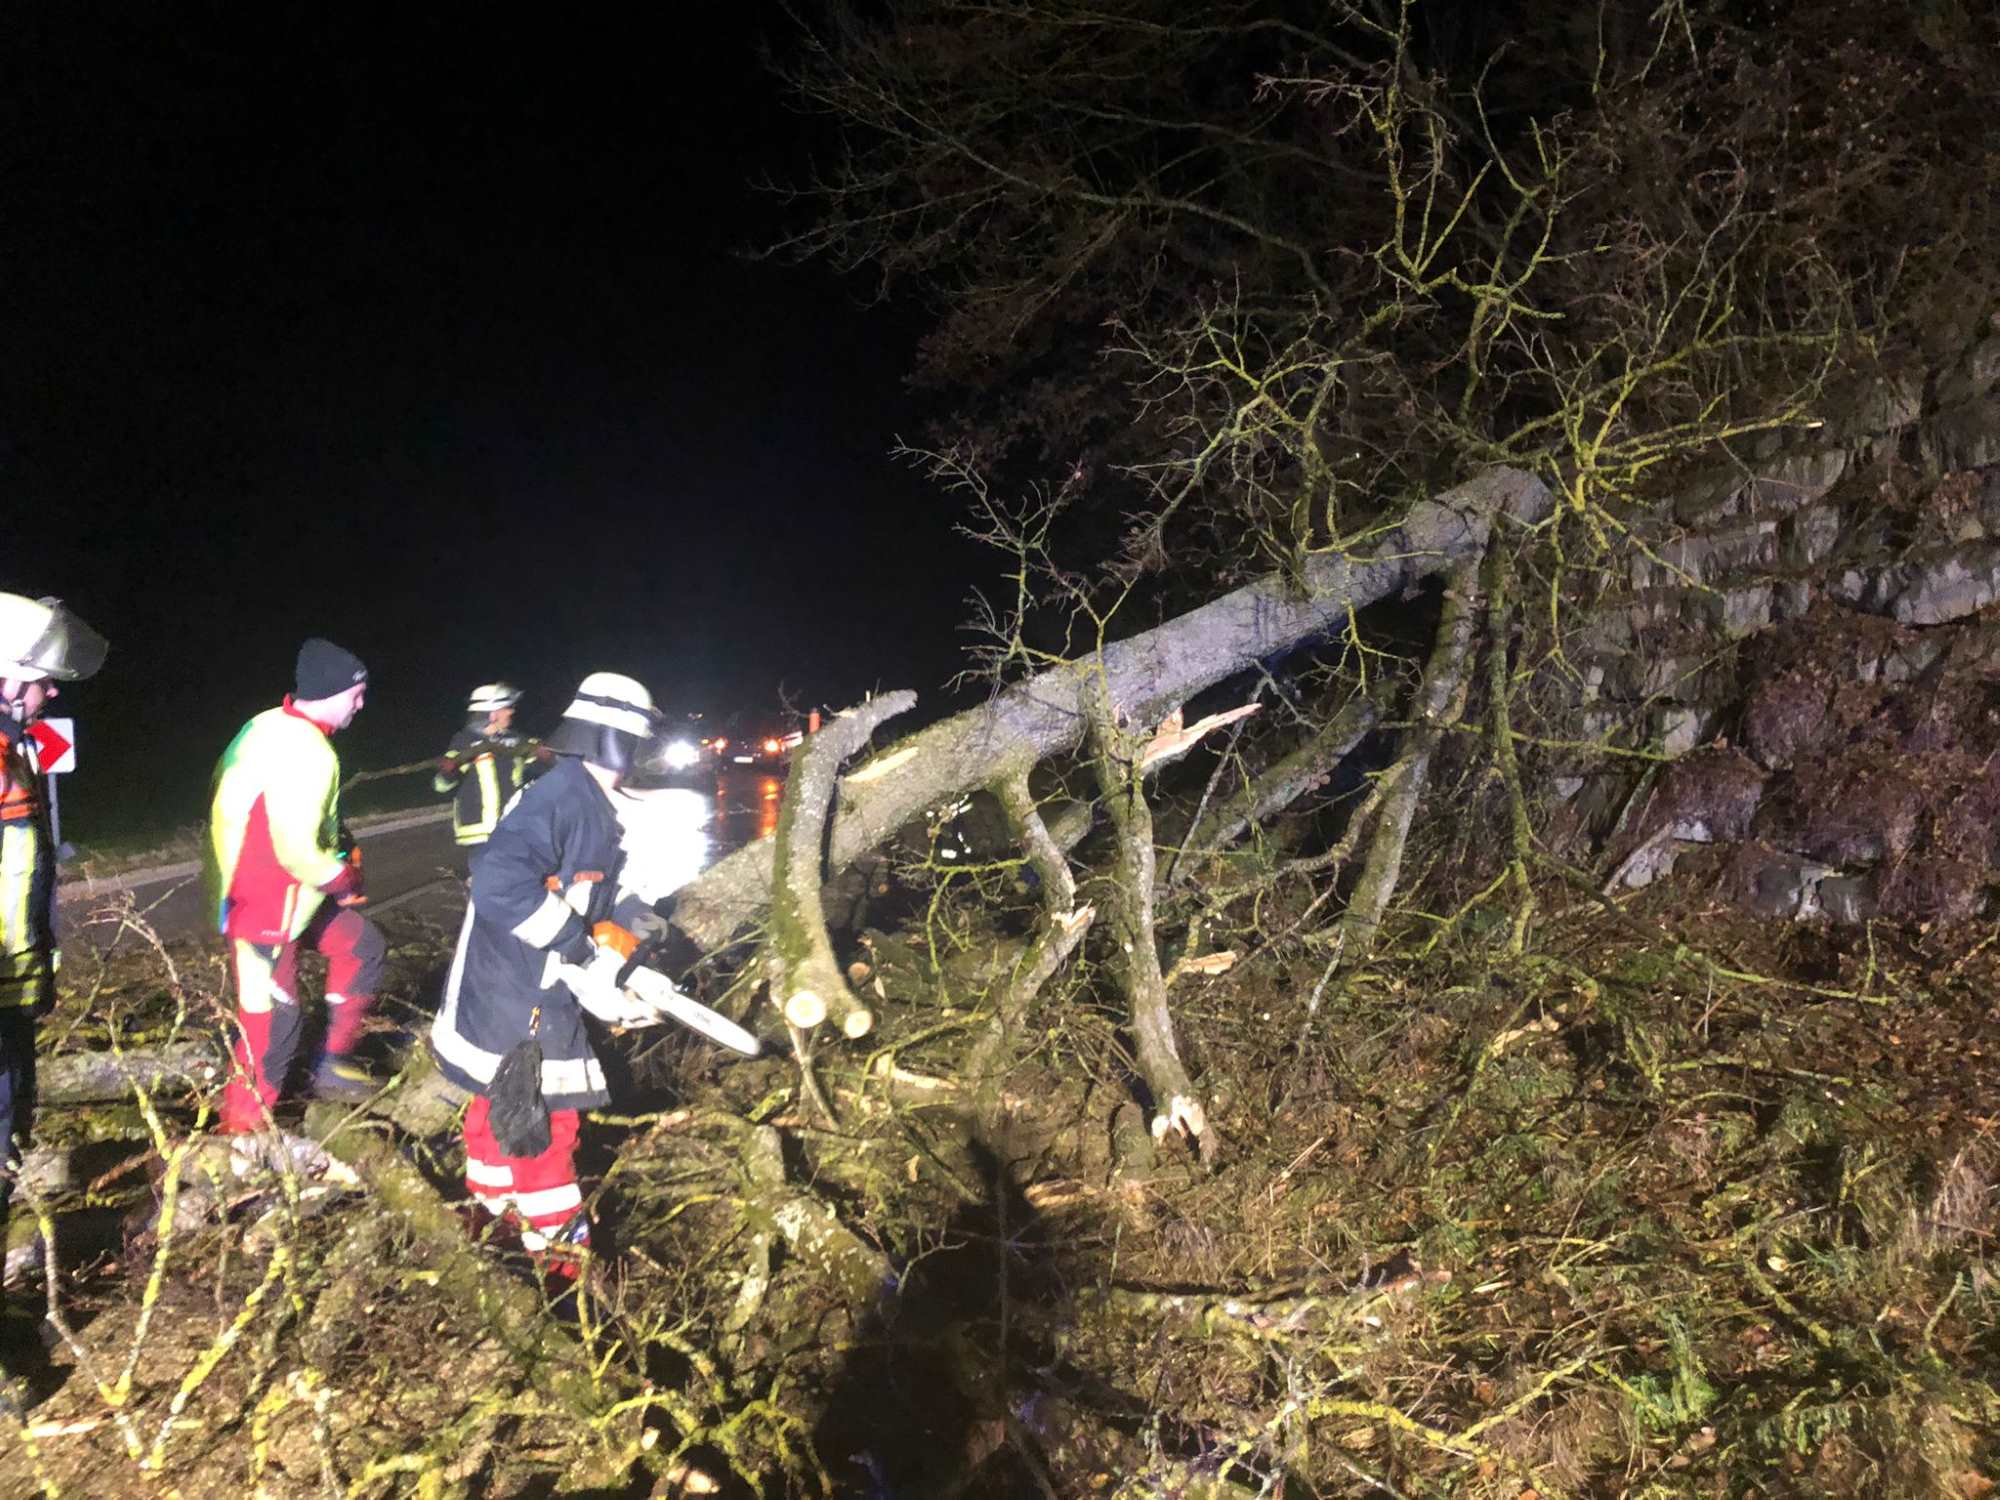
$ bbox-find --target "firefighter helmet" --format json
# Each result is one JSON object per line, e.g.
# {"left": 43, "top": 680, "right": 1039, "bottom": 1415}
{"left": 0, "top": 593, "right": 108, "bottom": 683}
{"left": 467, "top": 681, "right": 523, "bottom": 715}
{"left": 543, "top": 671, "right": 659, "bottom": 774}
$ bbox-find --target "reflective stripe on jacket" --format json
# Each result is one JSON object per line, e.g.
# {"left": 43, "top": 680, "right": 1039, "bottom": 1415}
{"left": 205, "top": 699, "right": 346, "bottom": 944}
{"left": 0, "top": 720, "right": 55, "bottom": 1007}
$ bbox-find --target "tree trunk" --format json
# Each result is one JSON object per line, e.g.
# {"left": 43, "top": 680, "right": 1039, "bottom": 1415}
{"left": 36, "top": 1040, "right": 226, "bottom": 1106}
{"left": 670, "top": 468, "right": 1550, "bottom": 954}
{"left": 1088, "top": 698, "right": 1216, "bottom": 1164}
{"left": 767, "top": 691, "right": 916, "bottom": 1036}
{"left": 1337, "top": 557, "right": 1486, "bottom": 960}
{"left": 962, "top": 769, "right": 1095, "bottom": 1115}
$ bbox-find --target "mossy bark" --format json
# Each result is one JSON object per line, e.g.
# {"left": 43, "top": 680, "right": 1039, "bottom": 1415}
{"left": 37, "top": 1040, "right": 226, "bottom": 1106}
{"left": 1338, "top": 555, "right": 1486, "bottom": 961}
{"left": 963, "top": 768, "right": 1095, "bottom": 1116}
{"left": 300, "top": 1099, "right": 647, "bottom": 1482}
{"left": 1088, "top": 700, "right": 1217, "bottom": 1164}
{"left": 767, "top": 691, "right": 917, "bottom": 1037}
{"left": 1482, "top": 544, "right": 1537, "bottom": 951}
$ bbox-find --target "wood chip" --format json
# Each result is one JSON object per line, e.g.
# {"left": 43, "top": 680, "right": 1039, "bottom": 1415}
{"left": 1139, "top": 701, "right": 1261, "bottom": 769}
{"left": 843, "top": 744, "right": 918, "bottom": 784}
{"left": 1168, "top": 948, "right": 1238, "bottom": 984}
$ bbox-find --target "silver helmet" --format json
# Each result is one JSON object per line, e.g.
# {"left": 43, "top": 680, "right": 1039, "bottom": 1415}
{"left": 467, "top": 681, "right": 523, "bottom": 715}
{"left": 542, "top": 671, "right": 660, "bottom": 774}
{"left": 0, "top": 594, "right": 108, "bottom": 684}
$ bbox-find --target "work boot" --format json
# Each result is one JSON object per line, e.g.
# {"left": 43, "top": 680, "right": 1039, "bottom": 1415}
{"left": 524, "top": 1214, "right": 592, "bottom": 1319}
{"left": 311, "top": 1055, "right": 376, "bottom": 1103}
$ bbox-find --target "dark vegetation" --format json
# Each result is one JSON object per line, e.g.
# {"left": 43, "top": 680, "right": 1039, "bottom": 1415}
{"left": 9, "top": 1, "right": 2000, "bottom": 1495}
{"left": 11, "top": 850, "right": 2000, "bottom": 1497}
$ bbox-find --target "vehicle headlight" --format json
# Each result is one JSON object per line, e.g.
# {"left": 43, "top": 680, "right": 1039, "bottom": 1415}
{"left": 662, "top": 738, "right": 700, "bottom": 770}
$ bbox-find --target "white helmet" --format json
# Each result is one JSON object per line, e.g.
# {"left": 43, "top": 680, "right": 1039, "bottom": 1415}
{"left": 0, "top": 593, "right": 108, "bottom": 683}
{"left": 467, "top": 681, "right": 523, "bottom": 715}
{"left": 543, "top": 671, "right": 660, "bottom": 773}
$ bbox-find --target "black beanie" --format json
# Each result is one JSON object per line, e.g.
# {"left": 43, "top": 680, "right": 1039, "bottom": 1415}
{"left": 295, "top": 637, "right": 369, "bottom": 701}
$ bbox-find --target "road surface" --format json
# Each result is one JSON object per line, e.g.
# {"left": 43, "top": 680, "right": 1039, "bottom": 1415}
{"left": 54, "top": 769, "right": 787, "bottom": 952}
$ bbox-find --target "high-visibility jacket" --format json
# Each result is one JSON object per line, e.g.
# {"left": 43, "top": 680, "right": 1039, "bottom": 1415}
{"left": 205, "top": 699, "right": 348, "bottom": 944}
{"left": 429, "top": 757, "right": 643, "bottom": 1112}
{"left": 433, "top": 725, "right": 536, "bottom": 847}
{"left": 0, "top": 717, "right": 57, "bottom": 1008}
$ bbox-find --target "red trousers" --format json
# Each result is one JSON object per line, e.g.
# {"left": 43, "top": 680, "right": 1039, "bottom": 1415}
{"left": 462, "top": 1095, "right": 585, "bottom": 1249}
{"left": 221, "top": 903, "right": 384, "bottom": 1133}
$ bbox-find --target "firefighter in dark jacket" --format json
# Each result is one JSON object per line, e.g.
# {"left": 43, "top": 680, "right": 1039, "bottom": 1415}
{"left": 429, "top": 672, "right": 669, "bottom": 1260}
{"left": 433, "top": 682, "right": 544, "bottom": 850}
{"left": 0, "top": 594, "right": 107, "bottom": 1244}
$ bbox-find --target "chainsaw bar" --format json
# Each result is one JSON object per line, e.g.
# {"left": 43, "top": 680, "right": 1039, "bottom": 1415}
{"left": 624, "top": 967, "right": 762, "bottom": 1056}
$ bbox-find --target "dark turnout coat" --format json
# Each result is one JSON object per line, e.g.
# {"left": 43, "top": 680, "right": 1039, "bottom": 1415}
{"left": 434, "top": 724, "right": 538, "bottom": 848}
{"left": 429, "top": 757, "right": 643, "bottom": 1112}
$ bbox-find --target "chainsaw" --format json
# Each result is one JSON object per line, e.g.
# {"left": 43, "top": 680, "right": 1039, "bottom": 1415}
{"left": 615, "top": 935, "right": 761, "bottom": 1056}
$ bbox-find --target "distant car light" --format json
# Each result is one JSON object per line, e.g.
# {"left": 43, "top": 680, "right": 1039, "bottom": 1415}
{"left": 763, "top": 737, "right": 782, "bottom": 755}
{"left": 661, "top": 738, "right": 700, "bottom": 771}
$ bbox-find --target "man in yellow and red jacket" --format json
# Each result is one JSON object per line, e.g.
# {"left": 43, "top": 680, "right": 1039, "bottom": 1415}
{"left": 205, "top": 638, "right": 386, "bottom": 1133}
{"left": 1, "top": 594, "right": 106, "bottom": 1239}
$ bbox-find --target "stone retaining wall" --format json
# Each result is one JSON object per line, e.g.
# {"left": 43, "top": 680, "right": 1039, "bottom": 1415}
{"left": 1558, "top": 327, "right": 2000, "bottom": 924}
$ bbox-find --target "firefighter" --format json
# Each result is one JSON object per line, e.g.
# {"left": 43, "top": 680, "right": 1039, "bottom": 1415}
{"left": 0, "top": 594, "right": 106, "bottom": 1238}
{"left": 429, "top": 671, "right": 670, "bottom": 1267}
{"left": 205, "top": 638, "right": 387, "bottom": 1132}
{"left": 433, "top": 682, "right": 544, "bottom": 852}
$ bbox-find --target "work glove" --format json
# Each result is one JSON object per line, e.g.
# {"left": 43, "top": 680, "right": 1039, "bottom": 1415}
{"left": 321, "top": 854, "right": 365, "bottom": 906}
{"left": 558, "top": 945, "right": 666, "bottom": 1029}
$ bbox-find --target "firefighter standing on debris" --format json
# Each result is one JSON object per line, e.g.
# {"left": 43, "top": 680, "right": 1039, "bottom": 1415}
{"left": 433, "top": 682, "right": 545, "bottom": 852}
{"left": 429, "top": 672, "right": 674, "bottom": 1270}
{"left": 205, "top": 638, "right": 387, "bottom": 1132}
{"left": 0, "top": 594, "right": 106, "bottom": 1241}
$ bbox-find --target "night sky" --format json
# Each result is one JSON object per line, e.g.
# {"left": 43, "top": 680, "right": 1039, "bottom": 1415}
{"left": 1, "top": 6, "right": 986, "bottom": 841}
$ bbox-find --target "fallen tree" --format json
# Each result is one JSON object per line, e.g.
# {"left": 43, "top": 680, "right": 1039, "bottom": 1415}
{"left": 663, "top": 468, "right": 1550, "bottom": 1155}
{"left": 672, "top": 465, "right": 1552, "bottom": 956}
